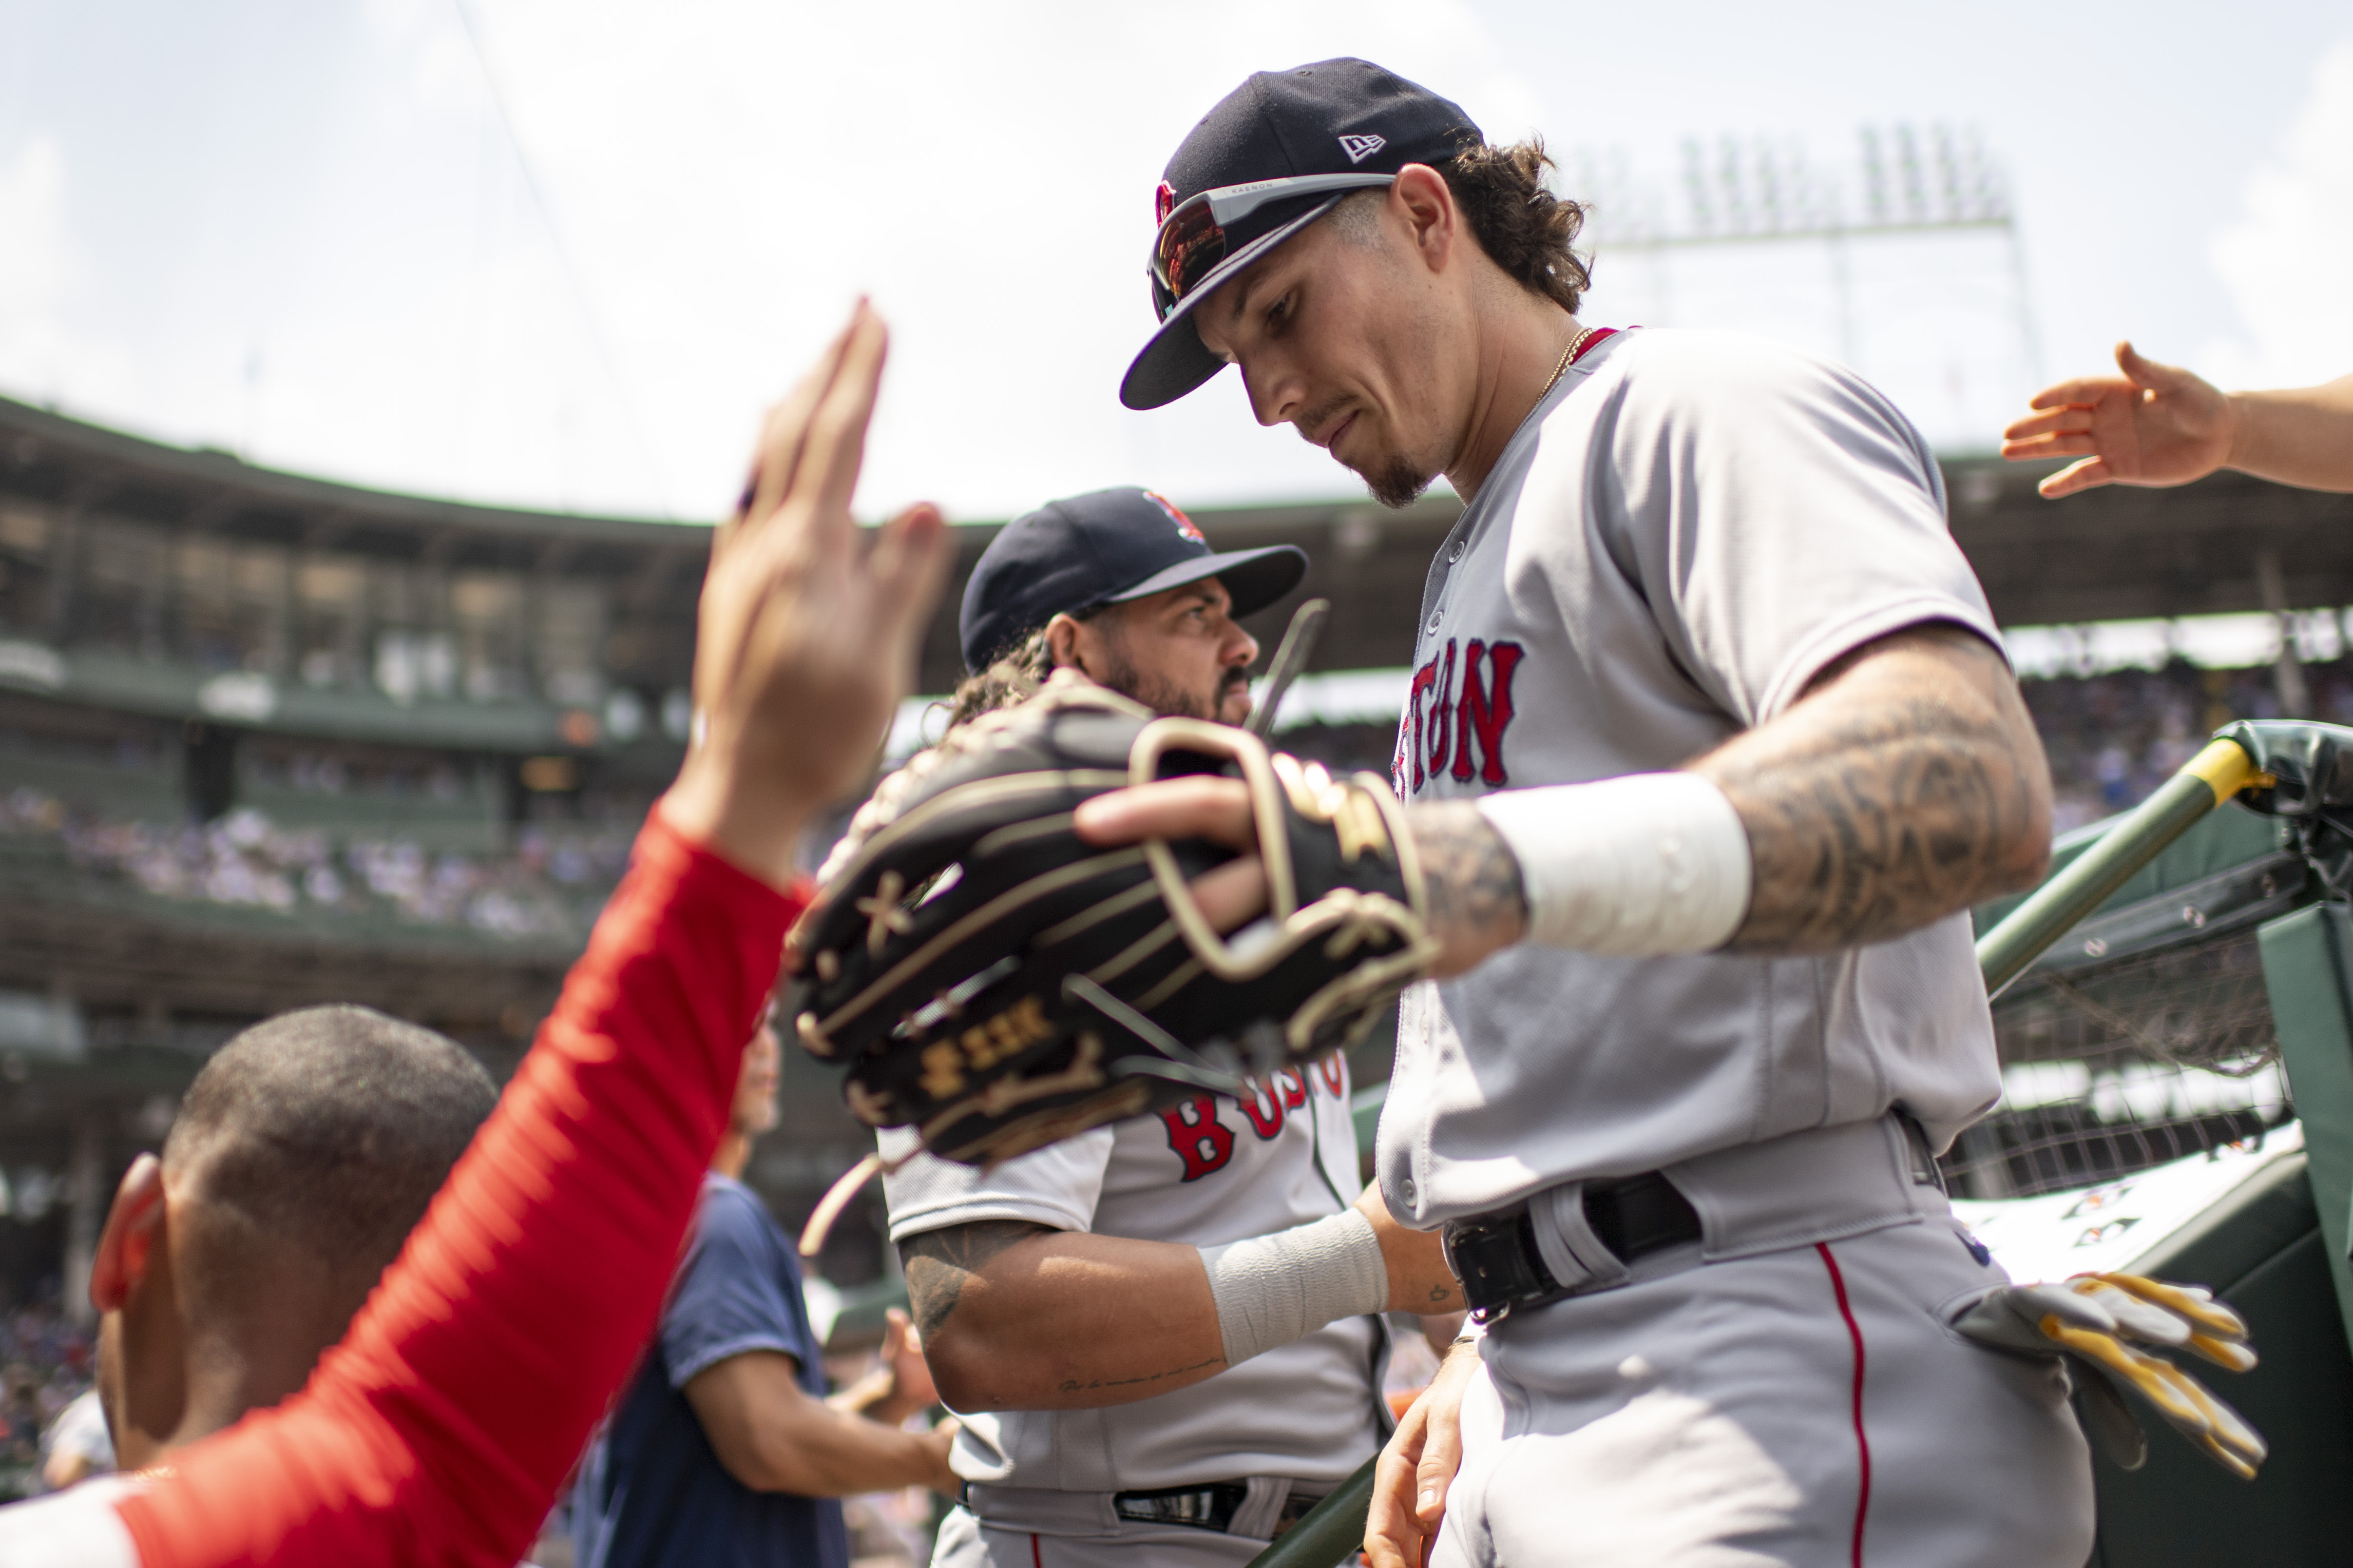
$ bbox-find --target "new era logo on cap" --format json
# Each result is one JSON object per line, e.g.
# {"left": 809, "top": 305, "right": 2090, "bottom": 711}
{"left": 1121, "top": 60, "right": 1485, "bottom": 411}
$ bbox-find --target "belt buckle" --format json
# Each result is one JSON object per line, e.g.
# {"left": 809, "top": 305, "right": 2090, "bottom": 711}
{"left": 1442, "top": 1208, "right": 1558, "bottom": 1323}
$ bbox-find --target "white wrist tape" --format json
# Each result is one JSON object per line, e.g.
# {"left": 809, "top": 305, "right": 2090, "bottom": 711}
{"left": 1198, "top": 1209, "right": 1388, "bottom": 1368}
{"left": 1476, "top": 772, "right": 1752, "bottom": 956}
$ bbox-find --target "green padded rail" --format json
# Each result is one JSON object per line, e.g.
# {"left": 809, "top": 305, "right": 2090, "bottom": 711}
{"left": 2259, "top": 905, "right": 2353, "bottom": 1358}
{"left": 2086, "top": 1154, "right": 2353, "bottom": 1566}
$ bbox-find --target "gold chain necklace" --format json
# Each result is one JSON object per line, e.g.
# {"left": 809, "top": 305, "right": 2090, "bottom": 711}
{"left": 1537, "top": 323, "right": 1601, "bottom": 403}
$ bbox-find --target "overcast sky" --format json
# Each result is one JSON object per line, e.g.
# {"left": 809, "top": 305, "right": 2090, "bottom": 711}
{"left": 1, "top": 1, "right": 2348, "bottom": 525}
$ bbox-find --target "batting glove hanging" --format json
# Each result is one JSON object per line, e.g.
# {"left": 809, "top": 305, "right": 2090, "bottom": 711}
{"left": 1955, "top": 1271, "right": 2264, "bottom": 1479}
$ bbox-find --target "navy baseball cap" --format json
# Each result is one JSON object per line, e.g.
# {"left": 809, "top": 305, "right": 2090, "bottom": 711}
{"left": 1121, "top": 59, "right": 1483, "bottom": 411}
{"left": 959, "top": 488, "right": 1308, "bottom": 675}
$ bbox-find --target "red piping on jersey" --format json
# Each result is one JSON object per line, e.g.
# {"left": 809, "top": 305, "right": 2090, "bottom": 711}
{"left": 1816, "top": 1242, "right": 1871, "bottom": 1568}
{"left": 1570, "top": 325, "right": 1618, "bottom": 364}
{"left": 1030, "top": 1533, "right": 1043, "bottom": 1568}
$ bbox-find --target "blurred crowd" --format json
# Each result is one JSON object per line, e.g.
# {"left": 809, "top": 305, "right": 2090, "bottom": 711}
{"left": 2025, "top": 661, "right": 2353, "bottom": 834}
{"left": 0, "top": 1296, "right": 95, "bottom": 1502}
{"left": 0, "top": 788, "right": 628, "bottom": 939}
{"left": 2, "top": 662, "right": 2342, "bottom": 949}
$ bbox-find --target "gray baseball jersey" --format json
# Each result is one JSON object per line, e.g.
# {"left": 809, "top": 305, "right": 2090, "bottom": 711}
{"left": 1378, "top": 326, "right": 2005, "bottom": 1227}
{"left": 881, "top": 1056, "right": 1387, "bottom": 1494}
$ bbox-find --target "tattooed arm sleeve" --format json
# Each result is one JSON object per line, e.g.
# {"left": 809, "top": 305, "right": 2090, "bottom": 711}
{"left": 1695, "top": 623, "right": 2053, "bottom": 955}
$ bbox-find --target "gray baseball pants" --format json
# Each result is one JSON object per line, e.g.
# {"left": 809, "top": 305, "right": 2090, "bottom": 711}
{"left": 1432, "top": 1215, "right": 2095, "bottom": 1567}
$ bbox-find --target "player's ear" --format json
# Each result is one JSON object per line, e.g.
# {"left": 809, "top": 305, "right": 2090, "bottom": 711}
{"left": 1044, "top": 614, "right": 1087, "bottom": 674}
{"left": 1392, "top": 164, "right": 1456, "bottom": 273}
{"left": 90, "top": 1153, "right": 166, "bottom": 1312}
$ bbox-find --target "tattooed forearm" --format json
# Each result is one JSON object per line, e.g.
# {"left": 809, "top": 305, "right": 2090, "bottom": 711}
{"left": 894, "top": 1225, "right": 1233, "bottom": 1411}
{"left": 1058, "top": 1356, "right": 1225, "bottom": 1395}
{"left": 1696, "top": 625, "right": 2052, "bottom": 955}
{"left": 898, "top": 1219, "right": 1053, "bottom": 1341}
{"left": 1408, "top": 799, "right": 1529, "bottom": 975}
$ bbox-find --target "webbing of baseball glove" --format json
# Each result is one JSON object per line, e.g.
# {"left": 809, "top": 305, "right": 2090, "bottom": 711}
{"left": 784, "top": 682, "right": 1437, "bottom": 1172}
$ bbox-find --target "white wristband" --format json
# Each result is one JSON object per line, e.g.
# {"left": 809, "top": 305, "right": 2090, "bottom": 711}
{"left": 1198, "top": 1209, "right": 1388, "bottom": 1368}
{"left": 1476, "top": 772, "right": 1752, "bottom": 956}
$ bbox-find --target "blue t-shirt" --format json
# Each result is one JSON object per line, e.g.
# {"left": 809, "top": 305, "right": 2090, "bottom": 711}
{"left": 573, "top": 1174, "right": 850, "bottom": 1568}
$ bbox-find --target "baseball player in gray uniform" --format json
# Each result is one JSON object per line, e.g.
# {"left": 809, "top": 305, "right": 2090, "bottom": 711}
{"left": 1093, "top": 59, "right": 2097, "bottom": 1567}
{"left": 840, "top": 488, "right": 1462, "bottom": 1567}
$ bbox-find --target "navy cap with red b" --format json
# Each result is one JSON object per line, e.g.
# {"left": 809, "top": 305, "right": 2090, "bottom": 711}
{"left": 1121, "top": 59, "right": 1483, "bottom": 411}
{"left": 959, "top": 488, "right": 1307, "bottom": 675}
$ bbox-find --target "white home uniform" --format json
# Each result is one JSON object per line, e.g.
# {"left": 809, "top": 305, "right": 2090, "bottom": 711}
{"left": 884, "top": 1058, "right": 1388, "bottom": 1567}
{"left": 1383, "top": 327, "right": 2094, "bottom": 1566}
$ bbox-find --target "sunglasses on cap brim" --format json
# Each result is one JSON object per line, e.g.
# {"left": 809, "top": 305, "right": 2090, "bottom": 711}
{"left": 1149, "top": 171, "right": 1398, "bottom": 320}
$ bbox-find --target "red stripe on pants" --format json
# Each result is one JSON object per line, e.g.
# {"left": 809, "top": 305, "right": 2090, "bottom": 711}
{"left": 1816, "top": 1242, "right": 1871, "bottom": 1568}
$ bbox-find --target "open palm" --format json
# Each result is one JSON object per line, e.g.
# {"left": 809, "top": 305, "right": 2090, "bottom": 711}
{"left": 2001, "top": 341, "right": 2236, "bottom": 498}
{"left": 669, "top": 303, "right": 950, "bottom": 883}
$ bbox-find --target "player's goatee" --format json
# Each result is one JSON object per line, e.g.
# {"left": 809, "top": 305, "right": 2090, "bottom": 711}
{"left": 1363, "top": 452, "right": 1431, "bottom": 510}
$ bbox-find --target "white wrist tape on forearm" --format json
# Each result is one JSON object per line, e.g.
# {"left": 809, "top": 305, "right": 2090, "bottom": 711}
{"left": 1197, "top": 1209, "right": 1388, "bottom": 1368}
{"left": 1476, "top": 772, "right": 1752, "bottom": 956}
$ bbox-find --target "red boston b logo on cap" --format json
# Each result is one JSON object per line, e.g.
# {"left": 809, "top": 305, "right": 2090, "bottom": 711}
{"left": 1155, "top": 181, "right": 1176, "bottom": 225}
{"left": 1142, "top": 490, "right": 1204, "bottom": 544}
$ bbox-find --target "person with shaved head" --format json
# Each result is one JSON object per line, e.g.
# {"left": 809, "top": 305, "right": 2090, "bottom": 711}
{"left": 0, "top": 300, "right": 952, "bottom": 1568}
{"left": 92, "top": 1005, "right": 498, "bottom": 1472}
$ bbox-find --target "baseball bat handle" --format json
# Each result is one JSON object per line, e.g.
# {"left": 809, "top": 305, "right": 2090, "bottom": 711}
{"left": 1976, "top": 734, "right": 2268, "bottom": 997}
{"left": 1243, "top": 1455, "right": 1376, "bottom": 1568}
{"left": 1247, "top": 598, "right": 1332, "bottom": 741}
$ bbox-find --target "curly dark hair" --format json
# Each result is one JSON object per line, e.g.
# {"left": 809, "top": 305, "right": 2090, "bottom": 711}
{"left": 943, "top": 604, "right": 1111, "bottom": 728}
{"left": 1438, "top": 135, "right": 1592, "bottom": 313}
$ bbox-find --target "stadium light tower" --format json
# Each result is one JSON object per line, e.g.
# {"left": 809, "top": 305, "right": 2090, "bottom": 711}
{"left": 1566, "top": 124, "right": 2042, "bottom": 395}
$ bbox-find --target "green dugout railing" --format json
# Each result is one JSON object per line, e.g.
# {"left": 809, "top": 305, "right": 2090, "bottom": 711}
{"left": 1248, "top": 721, "right": 2353, "bottom": 1568}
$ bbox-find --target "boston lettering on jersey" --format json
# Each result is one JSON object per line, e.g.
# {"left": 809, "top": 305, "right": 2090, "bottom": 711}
{"left": 1160, "top": 1058, "right": 1348, "bottom": 1182}
{"left": 1394, "top": 636, "right": 1524, "bottom": 797}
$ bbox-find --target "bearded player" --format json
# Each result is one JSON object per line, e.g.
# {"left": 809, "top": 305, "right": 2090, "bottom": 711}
{"left": 847, "top": 487, "right": 1461, "bottom": 1567}
{"left": 1101, "top": 59, "right": 2097, "bottom": 1567}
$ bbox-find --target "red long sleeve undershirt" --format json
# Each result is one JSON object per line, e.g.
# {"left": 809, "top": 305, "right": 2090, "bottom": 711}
{"left": 114, "top": 810, "right": 807, "bottom": 1567}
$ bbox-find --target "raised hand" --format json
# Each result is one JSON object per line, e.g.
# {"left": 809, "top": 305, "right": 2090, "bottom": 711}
{"left": 664, "top": 302, "right": 951, "bottom": 885}
{"left": 2000, "top": 341, "right": 2236, "bottom": 498}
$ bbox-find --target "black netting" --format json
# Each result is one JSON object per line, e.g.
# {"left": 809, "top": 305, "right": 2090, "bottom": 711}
{"left": 1940, "top": 928, "right": 2290, "bottom": 1199}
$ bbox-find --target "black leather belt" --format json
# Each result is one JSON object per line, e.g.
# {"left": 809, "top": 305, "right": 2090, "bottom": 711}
{"left": 1111, "top": 1481, "right": 1323, "bottom": 1536}
{"left": 1443, "top": 1171, "right": 1703, "bottom": 1322}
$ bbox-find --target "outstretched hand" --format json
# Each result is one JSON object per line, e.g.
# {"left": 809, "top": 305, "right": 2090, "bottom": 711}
{"left": 2000, "top": 340, "right": 2236, "bottom": 498}
{"left": 663, "top": 302, "right": 950, "bottom": 884}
